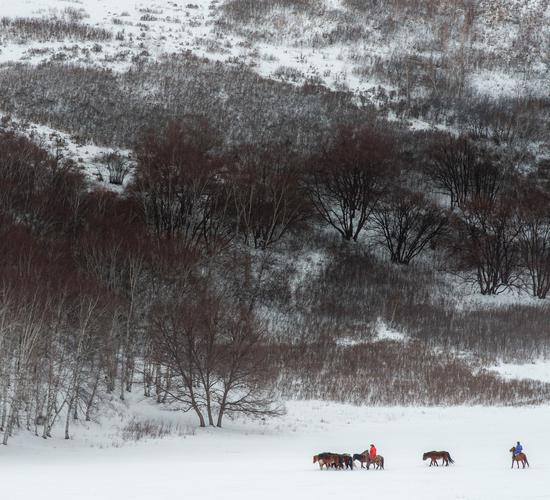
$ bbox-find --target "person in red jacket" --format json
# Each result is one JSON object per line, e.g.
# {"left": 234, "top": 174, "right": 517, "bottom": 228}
{"left": 369, "top": 444, "right": 377, "bottom": 460}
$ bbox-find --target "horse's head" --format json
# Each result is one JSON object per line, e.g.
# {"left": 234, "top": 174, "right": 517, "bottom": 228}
{"left": 422, "top": 453, "right": 428, "bottom": 460}
{"left": 313, "top": 455, "right": 318, "bottom": 463}
{"left": 509, "top": 447, "right": 515, "bottom": 454}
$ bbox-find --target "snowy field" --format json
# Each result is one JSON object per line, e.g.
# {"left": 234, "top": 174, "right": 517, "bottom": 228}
{"left": 0, "top": 401, "right": 547, "bottom": 500}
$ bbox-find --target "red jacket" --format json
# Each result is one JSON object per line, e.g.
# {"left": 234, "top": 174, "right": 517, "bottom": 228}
{"left": 369, "top": 446, "right": 377, "bottom": 459}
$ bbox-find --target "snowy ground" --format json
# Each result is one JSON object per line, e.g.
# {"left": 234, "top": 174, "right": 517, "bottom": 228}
{"left": 0, "top": 400, "right": 547, "bottom": 500}
{"left": 491, "top": 360, "right": 550, "bottom": 383}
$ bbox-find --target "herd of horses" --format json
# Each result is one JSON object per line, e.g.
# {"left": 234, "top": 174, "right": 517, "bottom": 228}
{"left": 313, "top": 447, "right": 530, "bottom": 470}
{"left": 313, "top": 451, "right": 384, "bottom": 470}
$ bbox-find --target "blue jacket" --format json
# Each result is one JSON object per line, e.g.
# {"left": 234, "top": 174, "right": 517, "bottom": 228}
{"left": 515, "top": 444, "right": 523, "bottom": 455}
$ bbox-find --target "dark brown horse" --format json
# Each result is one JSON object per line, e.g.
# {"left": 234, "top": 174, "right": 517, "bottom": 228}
{"left": 510, "top": 447, "right": 529, "bottom": 469}
{"left": 338, "top": 454, "right": 354, "bottom": 470}
{"left": 354, "top": 451, "right": 384, "bottom": 469}
{"left": 423, "top": 451, "right": 454, "bottom": 466}
{"left": 353, "top": 453, "right": 369, "bottom": 468}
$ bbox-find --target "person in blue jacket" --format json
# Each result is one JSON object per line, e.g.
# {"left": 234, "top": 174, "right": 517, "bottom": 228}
{"left": 514, "top": 441, "right": 523, "bottom": 456}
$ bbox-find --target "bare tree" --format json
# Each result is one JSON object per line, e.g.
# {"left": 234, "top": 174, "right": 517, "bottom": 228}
{"left": 215, "top": 308, "right": 281, "bottom": 427}
{"left": 427, "top": 136, "right": 506, "bottom": 209}
{"left": 98, "top": 151, "right": 131, "bottom": 186}
{"left": 133, "top": 121, "right": 222, "bottom": 246}
{"left": 306, "top": 126, "right": 393, "bottom": 241}
{"left": 150, "top": 299, "right": 209, "bottom": 427}
{"left": 229, "top": 145, "right": 309, "bottom": 249}
{"left": 453, "top": 195, "right": 522, "bottom": 295}
{"left": 373, "top": 188, "right": 448, "bottom": 264}
{"left": 2, "top": 287, "right": 48, "bottom": 445}
{"left": 149, "top": 289, "right": 281, "bottom": 428}
{"left": 517, "top": 188, "right": 550, "bottom": 299}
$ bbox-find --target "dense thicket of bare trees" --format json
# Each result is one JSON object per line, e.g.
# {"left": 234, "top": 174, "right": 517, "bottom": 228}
{"left": 0, "top": 128, "right": 285, "bottom": 443}
{"left": 2, "top": 110, "right": 550, "bottom": 443}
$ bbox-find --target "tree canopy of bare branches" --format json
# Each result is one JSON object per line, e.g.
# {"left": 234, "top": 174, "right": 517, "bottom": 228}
{"left": 150, "top": 290, "right": 281, "bottom": 427}
{"left": 517, "top": 188, "right": 550, "bottom": 299}
{"left": 228, "top": 145, "right": 310, "bottom": 249}
{"left": 427, "top": 136, "right": 507, "bottom": 209}
{"left": 306, "top": 126, "right": 394, "bottom": 241}
{"left": 373, "top": 187, "right": 448, "bottom": 264}
{"left": 453, "top": 195, "right": 522, "bottom": 295}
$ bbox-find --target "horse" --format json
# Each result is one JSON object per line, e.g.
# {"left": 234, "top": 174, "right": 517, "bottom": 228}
{"left": 510, "top": 447, "right": 529, "bottom": 469}
{"left": 423, "top": 451, "right": 454, "bottom": 466}
{"left": 338, "top": 454, "right": 354, "bottom": 470}
{"left": 313, "top": 452, "right": 340, "bottom": 469}
{"left": 356, "top": 451, "right": 384, "bottom": 469}
{"left": 353, "top": 453, "right": 369, "bottom": 468}
{"left": 371, "top": 455, "right": 385, "bottom": 469}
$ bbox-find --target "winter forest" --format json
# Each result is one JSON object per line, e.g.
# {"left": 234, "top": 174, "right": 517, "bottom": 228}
{"left": 1, "top": 1, "right": 550, "bottom": 499}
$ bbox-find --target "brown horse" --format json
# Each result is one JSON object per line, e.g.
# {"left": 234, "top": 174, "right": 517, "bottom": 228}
{"left": 423, "top": 451, "right": 454, "bottom": 466}
{"left": 510, "top": 447, "right": 529, "bottom": 469}
{"left": 313, "top": 452, "right": 340, "bottom": 469}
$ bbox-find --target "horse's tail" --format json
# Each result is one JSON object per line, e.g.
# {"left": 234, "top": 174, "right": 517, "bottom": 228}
{"left": 380, "top": 456, "right": 385, "bottom": 469}
{"left": 524, "top": 455, "right": 530, "bottom": 467}
{"left": 447, "top": 453, "right": 454, "bottom": 464}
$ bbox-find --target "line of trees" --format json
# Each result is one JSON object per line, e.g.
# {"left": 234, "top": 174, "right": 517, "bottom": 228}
{"left": 0, "top": 128, "right": 285, "bottom": 444}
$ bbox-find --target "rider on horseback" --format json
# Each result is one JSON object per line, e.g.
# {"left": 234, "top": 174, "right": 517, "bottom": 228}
{"left": 514, "top": 442, "right": 523, "bottom": 456}
{"left": 369, "top": 444, "right": 377, "bottom": 461}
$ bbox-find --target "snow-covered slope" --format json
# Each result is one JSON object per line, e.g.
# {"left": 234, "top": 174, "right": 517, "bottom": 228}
{"left": 2, "top": 0, "right": 549, "bottom": 186}
{"left": 2, "top": 0, "right": 548, "bottom": 97}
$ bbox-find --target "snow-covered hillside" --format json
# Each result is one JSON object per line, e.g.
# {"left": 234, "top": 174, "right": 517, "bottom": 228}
{"left": 2, "top": 0, "right": 549, "bottom": 185}
{"left": 2, "top": 0, "right": 549, "bottom": 97}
